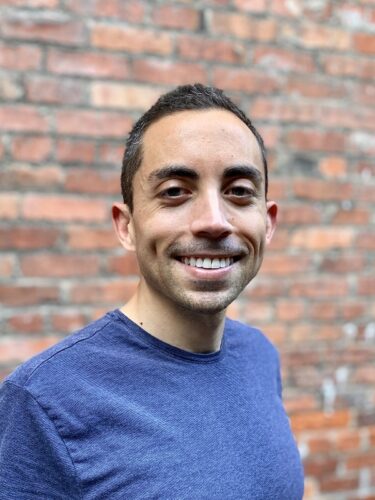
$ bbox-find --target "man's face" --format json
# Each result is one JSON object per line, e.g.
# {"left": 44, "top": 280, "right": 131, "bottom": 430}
{"left": 118, "top": 109, "right": 277, "bottom": 314}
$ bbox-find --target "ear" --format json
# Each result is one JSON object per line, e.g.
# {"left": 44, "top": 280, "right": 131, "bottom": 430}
{"left": 112, "top": 203, "right": 136, "bottom": 252}
{"left": 265, "top": 200, "right": 277, "bottom": 245}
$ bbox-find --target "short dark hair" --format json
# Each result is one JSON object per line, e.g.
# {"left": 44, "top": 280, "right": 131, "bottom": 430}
{"left": 121, "top": 83, "right": 268, "bottom": 211}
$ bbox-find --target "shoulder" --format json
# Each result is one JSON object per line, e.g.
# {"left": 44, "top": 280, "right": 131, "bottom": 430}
{"left": 4, "top": 311, "right": 118, "bottom": 392}
{"left": 224, "top": 317, "right": 280, "bottom": 362}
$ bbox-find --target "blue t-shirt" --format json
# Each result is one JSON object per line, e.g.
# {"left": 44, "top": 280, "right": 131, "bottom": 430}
{"left": 0, "top": 310, "right": 304, "bottom": 499}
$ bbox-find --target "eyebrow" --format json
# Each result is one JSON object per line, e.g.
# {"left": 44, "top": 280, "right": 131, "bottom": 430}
{"left": 147, "top": 165, "right": 198, "bottom": 182}
{"left": 223, "top": 165, "right": 263, "bottom": 188}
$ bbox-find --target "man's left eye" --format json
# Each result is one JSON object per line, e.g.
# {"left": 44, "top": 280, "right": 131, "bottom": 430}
{"left": 226, "top": 186, "right": 254, "bottom": 197}
{"left": 161, "top": 186, "right": 187, "bottom": 198}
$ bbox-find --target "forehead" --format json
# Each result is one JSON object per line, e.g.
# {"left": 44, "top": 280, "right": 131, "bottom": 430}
{"left": 140, "top": 109, "right": 264, "bottom": 175}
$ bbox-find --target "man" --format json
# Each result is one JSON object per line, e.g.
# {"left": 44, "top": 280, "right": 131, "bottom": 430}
{"left": 0, "top": 84, "right": 304, "bottom": 499}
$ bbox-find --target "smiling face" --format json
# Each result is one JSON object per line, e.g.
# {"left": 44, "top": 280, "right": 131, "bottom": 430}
{"left": 114, "top": 109, "right": 277, "bottom": 315}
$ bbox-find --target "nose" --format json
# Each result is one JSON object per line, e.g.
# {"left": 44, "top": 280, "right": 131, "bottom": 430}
{"left": 190, "top": 190, "right": 232, "bottom": 239}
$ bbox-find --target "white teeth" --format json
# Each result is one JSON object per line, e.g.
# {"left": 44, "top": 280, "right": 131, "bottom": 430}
{"left": 182, "top": 257, "right": 234, "bottom": 269}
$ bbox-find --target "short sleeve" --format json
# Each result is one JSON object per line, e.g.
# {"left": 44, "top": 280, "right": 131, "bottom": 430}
{"left": 0, "top": 381, "right": 81, "bottom": 500}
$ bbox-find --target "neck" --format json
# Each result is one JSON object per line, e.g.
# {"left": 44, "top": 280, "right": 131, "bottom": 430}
{"left": 121, "top": 281, "right": 226, "bottom": 354}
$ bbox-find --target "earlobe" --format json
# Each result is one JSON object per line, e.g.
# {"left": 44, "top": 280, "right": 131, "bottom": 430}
{"left": 265, "top": 201, "right": 277, "bottom": 245}
{"left": 112, "top": 203, "right": 136, "bottom": 252}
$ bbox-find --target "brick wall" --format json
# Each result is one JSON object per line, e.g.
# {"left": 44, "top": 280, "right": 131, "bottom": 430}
{"left": 0, "top": 0, "right": 374, "bottom": 498}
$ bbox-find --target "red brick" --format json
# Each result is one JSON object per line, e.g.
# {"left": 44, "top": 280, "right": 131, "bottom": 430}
{"left": 51, "top": 312, "right": 87, "bottom": 333}
{"left": 303, "top": 456, "right": 338, "bottom": 478}
{"left": 90, "top": 24, "right": 173, "bottom": 55}
{"left": 278, "top": 204, "right": 321, "bottom": 225}
{"left": 276, "top": 300, "right": 305, "bottom": 321}
{"left": 253, "top": 47, "right": 315, "bottom": 72}
{"left": 341, "top": 301, "right": 366, "bottom": 320}
{"left": 65, "top": 168, "right": 119, "bottom": 194}
{"left": 269, "top": 0, "right": 302, "bottom": 17}
{"left": 1, "top": 15, "right": 84, "bottom": 45}
{"left": 261, "top": 254, "right": 311, "bottom": 275}
{"left": 310, "top": 302, "right": 339, "bottom": 320}
{"left": 67, "top": 226, "right": 118, "bottom": 250}
{"left": 0, "top": 285, "right": 59, "bottom": 306}
{"left": 20, "top": 254, "right": 99, "bottom": 277}
{"left": 354, "top": 366, "right": 375, "bottom": 384}
{"left": 22, "top": 195, "right": 108, "bottom": 222}
{"left": 251, "top": 98, "right": 318, "bottom": 124}
{"left": 107, "top": 254, "right": 139, "bottom": 276}
{"left": 26, "top": 76, "right": 86, "bottom": 105}
{"left": 320, "top": 255, "right": 365, "bottom": 273}
{"left": 152, "top": 5, "right": 200, "bottom": 30}
{"left": 287, "top": 130, "right": 346, "bottom": 152}
{"left": 0, "top": 165, "right": 62, "bottom": 190}
{"left": 98, "top": 143, "right": 123, "bottom": 165}
{"left": 284, "top": 394, "right": 318, "bottom": 413}
{"left": 47, "top": 49, "right": 129, "bottom": 79}
{"left": 0, "top": 75, "right": 23, "bottom": 100}
{"left": 243, "top": 301, "right": 273, "bottom": 323}
{"left": 56, "top": 139, "right": 96, "bottom": 164}
{"left": 354, "top": 33, "right": 375, "bottom": 54}
{"left": 0, "top": 0, "right": 58, "bottom": 6}
{"left": 70, "top": 280, "right": 137, "bottom": 304}
{"left": 212, "top": 67, "right": 280, "bottom": 94}
{"left": 319, "top": 157, "right": 347, "bottom": 178}
{"left": 256, "top": 125, "right": 280, "bottom": 149}
{"left": 322, "top": 54, "right": 375, "bottom": 79}
{"left": 56, "top": 110, "right": 132, "bottom": 138}
{"left": 291, "top": 227, "right": 354, "bottom": 250}
{"left": 65, "top": 0, "right": 144, "bottom": 22}
{"left": 10, "top": 136, "right": 52, "bottom": 162}
{"left": 357, "top": 232, "right": 375, "bottom": 250}
{"left": 246, "top": 279, "right": 286, "bottom": 298}
{"left": 233, "top": 0, "right": 267, "bottom": 12}
{"left": 91, "top": 83, "right": 161, "bottom": 110}
{"left": 293, "top": 178, "right": 353, "bottom": 200}
{"left": 0, "top": 43, "right": 42, "bottom": 70}
{"left": 0, "top": 255, "right": 15, "bottom": 278}
{"left": 346, "top": 451, "right": 375, "bottom": 470}
{"left": 262, "top": 324, "right": 287, "bottom": 345}
{"left": 132, "top": 59, "right": 207, "bottom": 85}
{"left": 0, "top": 227, "right": 60, "bottom": 249}
{"left": 332, "top": 208, "right": 370, "bottom": 225}
{"left": 7, "top": 314, "right": 44, "bottom": 334}
{"left": 290, "top": 277, "right": 349, "bottom": 298}
{"left": 286, "top": 76, "right": 349, "bottom": 99}
{"left": 320, "top": 476, "right": 359, "bottom": 493}
{"left": 209, "top": 12, "right": 277, "bottom": 41}
{"left": 0, "top": 337, "right": 61, "bottom": 363}
{"left": 0, "top": 193, "right": 19, "bottom": 219}
{"left": 291, "top": 410, "right": 352, "bottom": 432}
{"left": 300, "top": 24, "right": 351, "bottom": 50}
{"left": 358, "top": 276, "right": 375, "bottom": 296}
{"left": 177, "top": 35, "right": 245, "bottom": 64}
{"left": 0, "top": 106, "right": 48, "bottom": 132}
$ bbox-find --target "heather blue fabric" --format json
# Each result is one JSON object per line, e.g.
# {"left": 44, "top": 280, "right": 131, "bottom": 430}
{"left": 0, "top": 310, "right": 304, "bottom": 499}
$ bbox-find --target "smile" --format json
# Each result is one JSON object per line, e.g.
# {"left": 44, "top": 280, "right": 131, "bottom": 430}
{"left": 180, "top": 257, "right": 235, "bottom": 269}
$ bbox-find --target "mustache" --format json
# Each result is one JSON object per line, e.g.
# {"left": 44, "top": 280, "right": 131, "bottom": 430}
{"left": 168, "top": 241, "right": 248, "bottom": 257}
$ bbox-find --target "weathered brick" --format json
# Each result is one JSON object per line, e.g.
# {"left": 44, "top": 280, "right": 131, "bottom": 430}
{"left": 70, "top": 280, "right": 137, "bottom": 304}
{"left": 21, "top": 195, "right": 108, "bottom": 222}
{"left": 0, "top": 193, "right": 19, "bottom": 219}
{"left": 278, "top": 204, "right": 321, "bottom": 225}
{"left": 1, "top": 14, "right": 85, "bottom": 45}
{"left": 56, "top": 139, "right": 96, "bottom": 164}
{"left": 91, "top": 24, "right": 173, "bottom": 54}
{"left": 152, "top": 5, "right": 200, "bottom": 30}
{"left": 293, "top": 178, "right": 353, "bottom": 200}
{"left": 286, "top": 76, "right": 349, "bottom": 99}
{"left": 65, "top": 0, "right": 144, "bottom": 22}
{"left": 276, "top": 300, "right": 305, "bottom": 321}
{"left": 26, "top": 76, "right": 86, "bottom": 105}
{"left": 253, "top": 47, "right": 315, "bottom": 73}
{"left": 7, "top": 313, "right": 44, "bottom": 334}
{"left": 287, "top": 130, "right": 346, "bottom": 152}
{"left": 212, "top": 67, "right": 280, "bottom": 94}
{"left": 322, "top": 54, "right": 375, "bottom": 79}
{"left": 91, "top": 83, "right": 161, "bottom": 110}
{"left": 0, "top": 254, "right": 15, "bottom": 278}
{"left": 320, "top": 476, "right": 359, "bottom": 493}
{"left": 107, "top": 254, "right": 139, "bottom": 276}
{"left": 319, "top": 157, "right": 347, "bottom": 177}
{"left": 177, "top": 35, "right": 245, "bottom": 63}
{"left": 233, "top": 0, "right": 266, "bottom": 12}
{"left": 0, "top": 105, "right": 48, "bottom": 132}
{"left": 20, "top": 254, "right": 99, "bottom": 277}
{"left": 0, "top": 43, "right": 42, "bottom": 70}
{"left": 66, "top": 226, "right": 118, "bottom": 250}
{"left": 47, "top": 49, "right": 129, "bottom": 79}
{"left": 132, "top": 59, "right": 207, "bottom": 85}
{"left": 51, "top": 311, "right": 87, "bottom": 333}
{"left": 290, "top": 277, "right": 349, "bottom": 298}
{"left": 291, "top": 410, "right": 352, "bottom": 432}
{"left": 0, "top": 75, "right": 23, "bottom": 101}
{"left": 300, "top": 24, "right": 351, "bottom": 50}
{"left": 209, "top": 12, "right": 277, "bottom": 41}
{"left": 0, "top": 0, "right": 58, "bottom": 6}
{"left": 345, "top": 451, "right": 375, "bottom": 470}
{"left": 0, "top": 285, "right": 59, "bottom": 306}
{"left": 10, "top": 136, "right": 52, "bottom": 162}
{"left": 0, "top": 165, "right": 62, "bottom": 190}
{"left": 353, "top": 33, "right": 375, "bottom": 54}
{"left": 0, "top": 227, "right": 60, "bottom": 249}
{"left": 291, "top": 227, "right": 354, "bottom": 250}
{"left": 0, "top": 336, "right": 61, "bottom": 363}
{"left": 56, "top": 110, "right": 132, "bottom": 138}
{"left": 65, "top": 168, "right": 119, "bottom": 194}
{"left": 261, "top": 254, "right": 311, "bottom": 275}
{"left": 97, "top": 143, "right": 123, "bottom": 165}
{"left": 358, "top": 276, "right": 375, "bottom": 296}
{"left": 332, "top": 208, "right": 370, "bottom": 225}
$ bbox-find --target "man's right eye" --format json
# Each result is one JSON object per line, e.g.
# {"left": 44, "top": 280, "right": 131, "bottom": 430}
{"left": 160, "top": 186, "right": 187, "bottom": 198}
